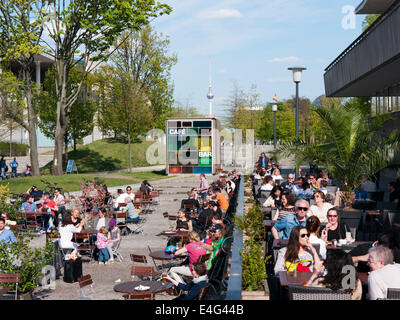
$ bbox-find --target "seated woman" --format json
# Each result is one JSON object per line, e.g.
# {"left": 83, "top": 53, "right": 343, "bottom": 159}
{"left": 125, "top": 197, "right": 139, "bottom": 223}
{"left": 274, "top": 225, "right": 321, "bottom": 275}
{"left": 272, "top": 192, "right": 296, "bottom": 221}
{"left": 260, "top": 175, "right": 274, "bottom": 191}
{"left": 139, "top": 180, "right": 153, "bottom": 192}
{"left": 320, "top": 208, "right": 350, "bottom": 242}
{"left": 167, "top": 209, "right": 193, "bottom": 246}
{"left": 305, "top": 250, "right": 362, "bottom": 300}
{"left": 271, "top": 168, "right": 283, "bottom": 182}
{"left": 106, "top": 219, "right": 120, "bottom": 263}
{"left": 58, "top": 215, "right": 85, "bottom": 254}
{"left": 166, "top": 262, "right": 209, "bottom": 300}
{"left": 168, "top": 231, "right": 207, "bottom": 284}
{"left": 205, "top": 224, "right": 225, "bottom": 271}
{"left": 305, "top": 216, "right": 327, "bottom": 260}
{"left": 262, "top": 185, "right": 283, "bottom": 208}
{"left": 309, "top": 191, "right": 333, "bottom": 224}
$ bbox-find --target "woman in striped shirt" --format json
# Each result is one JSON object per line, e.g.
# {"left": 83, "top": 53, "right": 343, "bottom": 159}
{"left": 272, "top": 192, "right": 297, "bottom": 221}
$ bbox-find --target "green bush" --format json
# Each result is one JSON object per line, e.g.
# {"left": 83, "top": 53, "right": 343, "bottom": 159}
{"left": 0, "top": 233, "right": 55, "bottom": 294}
{"left": 235, "top": 204, "right": 264, "bottom": 239}
{"left": 0, "top": 142, "right": 29, "bottom": 156}
{"left": 240, "top": 238, "right": 268, "bottom": 291}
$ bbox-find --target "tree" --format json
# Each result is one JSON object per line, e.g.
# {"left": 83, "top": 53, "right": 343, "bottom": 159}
{"left": 362, "top": 14, "right": 380, "bottom": 30}
{"left": 0, "top": 0, "right": 47, "bottom": 176}
{"left": 276, "top": 103, "right": 400, "bottom": 207}
{"left": 37, "top": 66, "right": 97, "bottom": 156}
{"left": 257, "top": 101, "right": 295, "bottom": 142}
{"left": 223, "top": 83, "right": 263, "bottom": 136}
{"left": 41, "top": 0, "right": 172, "bottom": 175}
{"left": 285, "top": 96, "right": 313, "bottom": 140}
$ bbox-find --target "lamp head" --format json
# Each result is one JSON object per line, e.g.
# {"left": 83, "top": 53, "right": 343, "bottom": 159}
{"left": 288, "top": 67, "right": 306, "bottom": 83}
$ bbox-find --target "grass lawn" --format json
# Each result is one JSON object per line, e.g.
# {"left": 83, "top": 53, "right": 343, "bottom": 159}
{"left": 40, "top": 138, "right": 157, "bottom": 174}
{"left": 0, "top": 170, "right": 171, "bottom": 194}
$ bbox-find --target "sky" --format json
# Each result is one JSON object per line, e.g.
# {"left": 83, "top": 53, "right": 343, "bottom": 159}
{"left": 152, "top": 0, "right": 365, "bottom": 117}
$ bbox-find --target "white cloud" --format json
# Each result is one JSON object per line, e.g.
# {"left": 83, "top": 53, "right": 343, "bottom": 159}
{"left": 197, "top": 9, "right": 242, "bottom": 19}
{"left": 218, "top": 69, "right": 227, "bottom": 74}
{"left": 267, "top": 56, "right": 301, "bottom": 63}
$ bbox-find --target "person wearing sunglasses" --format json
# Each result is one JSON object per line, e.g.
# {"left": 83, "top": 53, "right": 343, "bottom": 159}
{"left": 281, "top": 173, "right": 295, "bottom": 193}
{"left": 309, "top": 191, "right": 333, "bottom": 224}
{"left": 320, "top": 208, "right": 349, "bottom": 242}
{"left": 272, "top": 199, "right": 309, "bottom": 240}
{"left": 274, "top": 225, "right": 322, "bottom": 275}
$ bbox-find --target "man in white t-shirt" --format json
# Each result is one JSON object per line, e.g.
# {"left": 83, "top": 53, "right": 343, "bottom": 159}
{"left": 121, "top": 186, "right": 135, "bottom": 202}
{"left": 368, "top": 246, "right": 400, "bottom": 300}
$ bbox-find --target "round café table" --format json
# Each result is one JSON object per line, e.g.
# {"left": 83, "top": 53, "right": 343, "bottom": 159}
{"left": 149, "top": 250, "right": 186, "bottom": 270}
{"left": 114, "top": 280, "right": 173, "bottom": 295}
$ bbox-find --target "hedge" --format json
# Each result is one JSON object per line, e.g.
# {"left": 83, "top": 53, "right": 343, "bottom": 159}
{"left": 0, "top": 142, "right": 29, "bottom": 156}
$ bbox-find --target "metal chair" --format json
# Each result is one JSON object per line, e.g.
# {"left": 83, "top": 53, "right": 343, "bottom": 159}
{"left": 0, "top": 273, "right": 20, "bottom": 300}
{"left": 111, "top": 238, "right": 123, "bottom": 262}
{"left": 77, "top": 274, "right": 96, "bottom": 299}
{"left": 130, "top": 253, "right": 148, "bottom": 265}
{"left": 288, "top": 284, "right": 351, "bottom": 300}
{"left": 129, "top": 217, "right": 146, "bottom": 235}
{"left": 131, "top": 265, "right": 160, "bottom": 281}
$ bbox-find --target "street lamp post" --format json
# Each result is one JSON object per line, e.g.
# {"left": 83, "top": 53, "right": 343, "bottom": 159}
{"left": 271, "top": 102, "right": 277, "bottom": 148}
{"left": 288, "top": 67, "right": 306, "bottom": 139}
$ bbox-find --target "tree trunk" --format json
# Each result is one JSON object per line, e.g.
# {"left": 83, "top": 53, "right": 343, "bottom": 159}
{"left": 128, "top": 132, "right": 132, "bottom": 173}
{"left": 64, "top": 134, "right": 69, "bottom": 165}
{"left": 52, "top": 66, "right": 69, "bottom": 176}
{"left": 73, "top": 138, "right": 77, "bottom": 151}
{"left": 9, "top": 121, "right": 12, "bottom": 157}
{"left": 23, "top": 68, "right": 40, "bottom": 177}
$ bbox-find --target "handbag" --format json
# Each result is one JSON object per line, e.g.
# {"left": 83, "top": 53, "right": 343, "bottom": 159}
{"left": 63, "top": 258, "right": 82, "bottom": 283}
{"left": 285, "top": 259, "right": 313, "bottom": 272}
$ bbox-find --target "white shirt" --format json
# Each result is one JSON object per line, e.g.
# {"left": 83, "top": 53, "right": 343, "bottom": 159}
{"left": 59, "top": 224, "right": 82, "bottom": 249}
{"left": 368, "top": 264, "right": 400, "bottom": 300}
{"left": 260, "top": 184, "right": 274, "bottom": 191}
{"left": 272, "top": 175, "right": 283, "bottom": 182}
{"left": 362, "top": 180, "right": 377, "bottom": 193}
{"left": 96, "top": 217, "right": 105, "bottom": 231}
{"left": 114, "top": 194, "right": 128, "bottom": 209}
{"left": 122, "top": 192, "right": 135, "bottom": 201}
{"left": 309, "top": 234, "right": 327, "bottom": 260}
{"left": 309, "top": 202, "right": 333, "bottom": 224}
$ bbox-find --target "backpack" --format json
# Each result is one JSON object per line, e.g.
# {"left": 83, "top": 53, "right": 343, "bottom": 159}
{"left": 4, "top": 166, "right": 8, "bottom": 172}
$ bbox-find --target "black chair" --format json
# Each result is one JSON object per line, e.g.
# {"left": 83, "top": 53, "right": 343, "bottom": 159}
{"left": 387, "top": 288, "right": 400, "bottom": 300}
{"left": 376, "top": 202, "right": 398, "bottom": 211}
{"left": 288, "top": 284, "right": 351, "bottom": 300}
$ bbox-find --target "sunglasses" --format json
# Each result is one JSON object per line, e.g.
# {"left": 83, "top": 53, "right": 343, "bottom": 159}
{"left": 297, "top": 207, "right": 308, "bottom": 211}
{"left": 328, "top": 215, "right": 338, "bottom": 218}
{"left": 300, "top": 233, "right": 310, "bottom": 238}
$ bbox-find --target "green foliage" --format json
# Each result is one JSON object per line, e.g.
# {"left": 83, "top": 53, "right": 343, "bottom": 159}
{"left": 275, "top": 103, "right": 400, "bottom": 205}
{"left": 240, "top": 238, "right": 269, "bottom": 291}
{"left": 0, "top": 142, "right": 28, "bottom": 156}
{"left": 257, "top": 102, "right": 295, "bottom": 141}
{"left": 96, "top": 25, "right": 176, "bottom": 138}
{"left": 0, "top": 234, "right": 55, "bottom": 293}
{"left": 235, "top": 204, "right": 264, "bottom": 239}
{"left": 362, "top": 14, "right": 380, "bottom": 30}
{"left": 0, "top": 184, "right": 21, "bottom": 221}
{"left": 36, "top": 67, "right": 97, "bottom": 149}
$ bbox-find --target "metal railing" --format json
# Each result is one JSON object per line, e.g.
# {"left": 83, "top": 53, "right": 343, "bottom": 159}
{"left": 225, "top": 173, "right": 244, "bottom": 300}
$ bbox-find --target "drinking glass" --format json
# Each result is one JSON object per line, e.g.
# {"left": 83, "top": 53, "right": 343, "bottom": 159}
{"left": 161, "top": 272, "right": 167, "bottom": 285}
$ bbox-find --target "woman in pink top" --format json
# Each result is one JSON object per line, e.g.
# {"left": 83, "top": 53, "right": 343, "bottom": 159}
{"left": 168, "top": 231, "right": 207, "bottom": 284}
{"left": 96, "top": 226, "right": 110, "bottom": 264}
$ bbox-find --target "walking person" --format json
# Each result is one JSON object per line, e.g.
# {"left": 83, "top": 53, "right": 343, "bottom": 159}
{"left": 10, "top": 157, "right": 18, "bottom": 178}
{"left": 0, "top": 156, "right": 6, "bottom": 180}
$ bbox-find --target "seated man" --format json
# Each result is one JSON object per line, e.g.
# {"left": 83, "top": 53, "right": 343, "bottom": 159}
{"left": 91, "top": 209, "right": 110, "bottom": 231}
{"left": 214, "top": 187, "right": 229, "bottom": 215}
{"left": 165, "top": 262, "right": 209, "bottom": 300}
{"left": 196, "top": 202, "right": 213, "bottom": 233}
{"left": 281, "top": 173, "right": 295, "bottom": 193}
{"left": 318, "top": 179, "right": 328, "bottom": 196}
{"left": 368, "top": 246, "right": 400, "bottom": 300}
{"left": 0, "top": 218, "right": 17, "bottom": 244}
{"left": 181, "top": 192, "right": 200, "bottom": 211}
{"left": 121, "top": 186, "right": 135, "bottom": 202}
{"left": 113, "top": 189, "right": 126, "bottom": 211}
{"left": 21, "top": 195, "right": 36, "bottom": 213}
{"left": 260, "top": 175, "right": 274, "bottom": 191}
{"left": 271, "top": 199, "right": 309, "bottom": 240}
{"left": 41, "top": 192, "right": 58, "bottom": 231}
{"left": 27, "top": 185, "right": 43, "bottom": 201}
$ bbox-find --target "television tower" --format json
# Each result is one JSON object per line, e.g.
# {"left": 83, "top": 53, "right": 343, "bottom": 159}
{"left": 207, "top": 63, "right": 214, "bottom": 117}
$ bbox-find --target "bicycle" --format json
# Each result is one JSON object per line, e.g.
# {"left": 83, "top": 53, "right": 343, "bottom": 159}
{"left": 40, "top": 179, "right": 71, "bottom": 201}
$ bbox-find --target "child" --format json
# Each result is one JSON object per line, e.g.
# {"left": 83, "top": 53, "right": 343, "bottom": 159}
{"left": 96, "top": 226, "right": 110, "bottom": 265}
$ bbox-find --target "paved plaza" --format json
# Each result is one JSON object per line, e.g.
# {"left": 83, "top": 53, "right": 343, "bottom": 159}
{"left": 29, "top": 174, "right": 219, "bottom": 300}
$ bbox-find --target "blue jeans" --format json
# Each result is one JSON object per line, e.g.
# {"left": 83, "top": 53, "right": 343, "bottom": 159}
{"left": 98, "top": 248, "right": 110, "bottom": 262}
{"left": 126, "top": 217, "right": 139, "bottom": 223}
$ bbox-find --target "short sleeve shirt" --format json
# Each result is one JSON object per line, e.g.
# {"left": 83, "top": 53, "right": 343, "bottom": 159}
{"left": 273, "top": 214, "right": 307, "bottom": 240}
{"left": 185, "top": 241, "right": 207, "bottom": 270}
